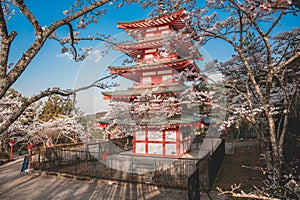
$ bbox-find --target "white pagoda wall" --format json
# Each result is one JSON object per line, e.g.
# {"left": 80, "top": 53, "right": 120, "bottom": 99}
{"left": 133, "top": 128, "right": 193, "bottom": 157}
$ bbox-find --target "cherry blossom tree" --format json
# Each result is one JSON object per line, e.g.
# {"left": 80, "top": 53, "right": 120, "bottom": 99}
{"left": 188, "top": 0, "right": 299, "bottom": 198}
{"left": 0, "top": 0, "right": 130, "bottom": 135}
{"left": 100, "top": 68, "right": 213, "bottom": 140}
{"left": 0, "top": 88, "right": 28, "bottom": 151}
{"left": 0, "top": 90, "right": 85, "bottom": 149}
{"left": 26, "top": 115, "right": 85, "bottom": 147}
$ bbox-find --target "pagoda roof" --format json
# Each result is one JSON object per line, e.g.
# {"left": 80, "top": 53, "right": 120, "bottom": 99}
{"left": 116, "top": 36, "right": 164, "bottom": 51}
{"left": 98, "top": 113, "right": 203, "bottom": 127}
{"left": 117, "top": 8, "right": 199, "bottom": 41}
{"left": 135, "top": 114, "right": 202, "bottom": 127}
{"left": 108, "top": 58, "right": 200, "bottom": 82}
{"left": 109, "top": 58, "right": 200, "bottom": 82}
{"left": 115, "top": 35, "right": 202, "bottom": 60}
{"left": 109, "top": 58, "right": 194, "bottom": 72}
{"left": 118, "top": 8, "right": 187, "bottom": 30}
{"left": 102, "top": 85, "right": 188, "bottom": 99}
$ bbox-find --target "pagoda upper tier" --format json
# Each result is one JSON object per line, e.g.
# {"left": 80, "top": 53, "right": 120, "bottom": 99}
{"left": 108, "top": 58, "right": 196, "bottom": 83}
{"left": 109, "top": 7, "right": 203, "bottom": 85}
{"left": 115, "top": 36, "right": 202, "bottom": 62}
{"left": 115, "top": 7, "right": 202, "bottom": 63}
{"left": 117, "top": 8, "right": 197, "bottom": 40}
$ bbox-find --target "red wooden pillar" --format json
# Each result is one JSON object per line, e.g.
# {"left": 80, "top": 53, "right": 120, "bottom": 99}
{"left": 8, "top": 140, "right": 15, "bottom": 160}
{"left": 162, "top": 130, "right": 166, "bottom": 156}
{"left": 145, "top": 129, "right": 148, "bottom": 154}
{"left": 176, "top": 129, "right": 180, "bottom": 157}
{"left": 133, "top": 132, "right": 136, "bottom": 154}
{"left": 27, "top": 143, "right": 34, "bottom": 161}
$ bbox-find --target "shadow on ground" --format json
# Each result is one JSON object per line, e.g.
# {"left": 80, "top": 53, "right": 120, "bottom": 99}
{"left": 0, "top": 158, "right": 190, "bottom": 200}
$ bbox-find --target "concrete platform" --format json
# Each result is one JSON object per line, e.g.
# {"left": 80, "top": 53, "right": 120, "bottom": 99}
{"left": 86, "top": 138, "right": 223, "bottom": 174}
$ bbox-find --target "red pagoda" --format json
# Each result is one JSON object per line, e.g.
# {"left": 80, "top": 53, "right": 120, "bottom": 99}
{"left": 98, "top": 7, "right": 208, "bottom": 157}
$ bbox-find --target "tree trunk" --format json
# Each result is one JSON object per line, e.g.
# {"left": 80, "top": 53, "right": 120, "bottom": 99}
{"left": 267, "top": 113, "right": 282, "bottom": 180}
{"left": 256, "top": 123, "right": 273, "bottom": 170}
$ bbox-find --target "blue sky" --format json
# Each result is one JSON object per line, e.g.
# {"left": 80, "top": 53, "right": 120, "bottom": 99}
{"left": 9, "top": 1, "right": 300, "bottom": 114}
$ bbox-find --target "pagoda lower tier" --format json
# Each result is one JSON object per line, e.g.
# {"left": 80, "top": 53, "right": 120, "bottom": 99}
{"left": 98, "top": 113, "right": 204, "bottom": 157}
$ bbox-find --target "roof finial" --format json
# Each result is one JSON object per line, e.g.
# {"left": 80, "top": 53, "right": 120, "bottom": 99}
{"left": 158, "top": 0, "right": 165, "bottom": 15}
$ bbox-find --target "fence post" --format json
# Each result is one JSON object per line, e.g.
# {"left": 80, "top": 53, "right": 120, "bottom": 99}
{"left": 208, "top": 138, "right": 225, "bottom": 189}
{"left": 187, "top": 167, "right": 200, "bottom": 200}
{"left": 131, "top": 154, "right": 134, "bottom": 182}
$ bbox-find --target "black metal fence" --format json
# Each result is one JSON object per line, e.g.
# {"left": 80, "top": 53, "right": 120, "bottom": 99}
{"left": 187, "top": 139, "right": 225, "bottom": 199}
{"left": 208, "top": 138, "right": 225, "bottom": 188}
{"left": 32, "top": 149, "right": 205, "bottom": 189}
{"left": 187, "top": 167, "right": 200, "bottom": 200}
{"left": 32, "top": 139, "right": 224, "bottom": 192}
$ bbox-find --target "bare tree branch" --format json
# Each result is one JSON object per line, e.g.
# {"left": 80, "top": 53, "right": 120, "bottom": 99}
{"left": 265, "top": 11, "right": 285, "bottom": 36}
{"left": 274, "top": 51, "right": 300, "bottom": 72}
{"left": 217, "top": 184, "right": 280, "bottom": 200}
{"left": 66, "top": 22, "right": 79, "bottom": 61}
{"left": 15, "top": 0, "right": 43, "bottom": 38}
{"left": 229, "top": 0, "right": 273, "bottom": 68}
{"left": 0, "top": 6, "right": 17, "bottom": 78}
{"left": 0, "top": 73, "right": 116, "bottom": 134}
{"left": 0, "top": 0, "right": 110, "bottom": 99}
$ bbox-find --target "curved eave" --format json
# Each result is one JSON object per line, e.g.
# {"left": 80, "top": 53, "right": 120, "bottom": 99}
{"left": 97, "top": 118, "right": 110, "bottom": 124}
{"left": 108, "top": 59, "right": 201, "bottom": 82}
{"left": 115, "top": 37, "right": 163, "bottom": 51}
{"left": 115, "top": 36, "right": 203, "bottom": 60}
{"left": 107, "top": 114, "right": 203, "bottom": 127}
{"left": 167, "top": 115, "right": 202, "bottom": 126}
{"left": 102, "top": 85, "right": 189, "bottom": 99}
{"left": 98, "top": 115, "right": 214, "bottom": 127}
{"left": 109, "top": 58, "right": 192, "bottom": 71}
{"left": 109, "top": 60, "right": 200, "bottom": 82}
{"left": 118, "top": 8, "right": 186, "bottom": 30}
{"left": 125, "top": 21, "right": 198, "bottom": 41}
